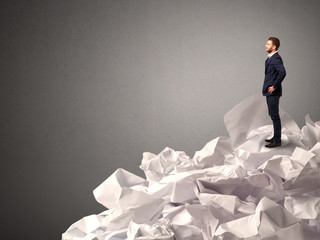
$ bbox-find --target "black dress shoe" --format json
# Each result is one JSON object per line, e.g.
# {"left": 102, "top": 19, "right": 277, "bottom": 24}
{"left": 265, "top": 138, "right": 274, "bottom": 143}
{"left": 265, "top": 141, "right": 281, "bottom": 148}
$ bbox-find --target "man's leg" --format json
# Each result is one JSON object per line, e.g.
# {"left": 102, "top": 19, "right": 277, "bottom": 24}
{"left": 265, "top": 96, "right": 274, "bottom": 142}
{"left": 267, "top": 95, "right": 281, "bottom": 143}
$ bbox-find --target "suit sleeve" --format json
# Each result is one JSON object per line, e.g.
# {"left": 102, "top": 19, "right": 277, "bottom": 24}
{"left": 273, "top": 57, "right": 286, "bottom": 89}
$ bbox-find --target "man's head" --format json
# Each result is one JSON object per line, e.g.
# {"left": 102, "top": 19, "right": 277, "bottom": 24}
{"left": 265, "top": 37, "right": 280, "bottom": 53}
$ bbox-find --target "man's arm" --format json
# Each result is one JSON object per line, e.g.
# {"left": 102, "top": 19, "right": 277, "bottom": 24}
{"left": 272, "top": 57, "right": 286, "bottom": 90}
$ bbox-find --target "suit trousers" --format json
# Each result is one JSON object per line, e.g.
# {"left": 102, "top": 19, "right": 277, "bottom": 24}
{"left": 266, "top": 95, "right": 281, "bottom": 143}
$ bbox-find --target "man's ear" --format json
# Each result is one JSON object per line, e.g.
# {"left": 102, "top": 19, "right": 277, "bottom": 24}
{"left": 272, "top": 44, "right": 276, "bottom": 50}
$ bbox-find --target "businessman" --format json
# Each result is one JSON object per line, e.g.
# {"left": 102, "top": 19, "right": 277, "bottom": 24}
{"left": 263, "top": 37, "right": 286, "bottom": 148}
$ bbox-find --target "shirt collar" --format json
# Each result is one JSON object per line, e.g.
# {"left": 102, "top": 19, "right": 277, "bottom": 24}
{"left": 268, "top": 51, "right": 278, "bottom": 59}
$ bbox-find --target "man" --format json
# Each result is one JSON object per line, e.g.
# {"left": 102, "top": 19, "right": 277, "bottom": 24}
{"left": 262, "top": 37, "right": 286, "bottom": 148}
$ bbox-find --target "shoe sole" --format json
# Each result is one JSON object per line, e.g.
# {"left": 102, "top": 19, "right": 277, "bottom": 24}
{"left": 265, "top": 144, "right": 281, "bottom": 148}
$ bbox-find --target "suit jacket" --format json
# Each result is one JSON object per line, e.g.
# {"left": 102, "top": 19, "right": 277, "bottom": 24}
{"left": 262, "top": 52, "right": 286, "bottom": 96}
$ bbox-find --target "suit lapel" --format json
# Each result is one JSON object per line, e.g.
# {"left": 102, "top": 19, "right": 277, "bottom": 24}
{"left": 265, "top": 58, "right": 270, "bottom": 73}
{"left": 265, "top": 52, "right": 278, "bottom": 70}
{"left": 265, "top": 58, "right": 269, "bottom": 66}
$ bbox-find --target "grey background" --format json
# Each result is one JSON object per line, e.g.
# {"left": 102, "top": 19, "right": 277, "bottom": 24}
{"left": 1, "top": 0, "right": 320, "bottom": 239}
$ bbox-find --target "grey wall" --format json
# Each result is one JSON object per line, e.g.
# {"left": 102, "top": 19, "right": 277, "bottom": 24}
{"left": 1, "top": 0, "right": 320, "bottom": 239}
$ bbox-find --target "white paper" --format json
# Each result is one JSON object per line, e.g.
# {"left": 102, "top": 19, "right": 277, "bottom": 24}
{"left": 62, "top": 94, "right": 320, "bottom": 240}
{"left": 126, "top": 221, "right": 175, "bottom": 240}
{"left": 304, "top": 114, "right": 320, "bottom": 149}
{"left": 214, "top": 197, "right": 303, "bottom": 239}
{"left": 284, "top": 196, "right": 320, "bottom": 219}
{"left": 93, "top": 168, "right": 148, "bottom": 209}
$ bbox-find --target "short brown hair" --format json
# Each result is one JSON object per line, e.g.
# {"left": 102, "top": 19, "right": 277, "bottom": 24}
{"left": 268, "top": 37, "right": 280, "bottom": 50}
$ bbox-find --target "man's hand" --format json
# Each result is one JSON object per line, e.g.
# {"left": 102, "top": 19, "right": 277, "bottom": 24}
{"left": 268, "top": 86, "right": 275, "bottom": 94}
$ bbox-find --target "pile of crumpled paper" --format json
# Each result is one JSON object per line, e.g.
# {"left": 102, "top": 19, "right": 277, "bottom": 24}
{"left": 62, "top": 94, "right": 320, "bottom": 240}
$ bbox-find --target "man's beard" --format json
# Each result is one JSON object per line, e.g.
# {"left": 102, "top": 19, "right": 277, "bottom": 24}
{"left": 266, "top": 48, "right": 272, "bottom": 53}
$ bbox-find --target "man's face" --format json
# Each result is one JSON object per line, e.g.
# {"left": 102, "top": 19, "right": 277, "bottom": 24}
{"left": 265, "top": 40, "right": 276, "bottom": 53}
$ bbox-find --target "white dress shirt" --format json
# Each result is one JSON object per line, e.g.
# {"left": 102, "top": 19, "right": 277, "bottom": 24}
{"left": 268, "top": 51, "right": 278, "bottom": 59}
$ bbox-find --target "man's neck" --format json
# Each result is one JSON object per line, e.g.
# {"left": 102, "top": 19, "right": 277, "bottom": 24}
{"left": 268, "top": 50, "right": 277, "bottom": 58}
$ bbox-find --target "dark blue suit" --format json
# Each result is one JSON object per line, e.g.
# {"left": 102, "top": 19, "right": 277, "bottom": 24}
{"left": 262, "top": 52, "right": 286, "bottom": 143}
{"left": 262, "top": 52, "right": 286, "bottom": 96}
